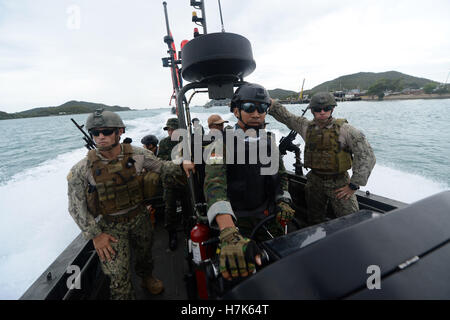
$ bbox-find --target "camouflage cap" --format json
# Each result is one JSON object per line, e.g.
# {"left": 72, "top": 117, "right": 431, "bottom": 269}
{"left": 163, "top": 118, "right": 179, "bottom": 130}
{"left": 309, "top": 92, "right": 337, "bottom": 109}
{"left": 85, "top": 108, "right": 126, "bottom": 131}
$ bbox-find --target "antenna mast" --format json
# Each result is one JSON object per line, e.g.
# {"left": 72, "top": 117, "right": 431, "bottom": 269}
{"left": 218, "top": 0, "right": 225, "bottom": 32}
{"left": 191, "top": 0, "right": 207, "bottom": 34}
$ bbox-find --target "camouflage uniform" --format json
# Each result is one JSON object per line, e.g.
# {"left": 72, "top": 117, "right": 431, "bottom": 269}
{"left": 67, "top": 144, "right": 182, "bottom": 299}
{"left": 268, "top": 99, "right": 376, "bottom": 224}
{"left": 157, "top": 136, "right": 180, "bottom": 162}
{"left": 204, "top": 126, "right": 290, "bottom": 238}
{"left": 157, "top": 135, "right": 189, "bottom": 232}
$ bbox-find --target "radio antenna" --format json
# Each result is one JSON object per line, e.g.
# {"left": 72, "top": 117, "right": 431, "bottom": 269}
{"left": 218, "top": 0, "right": 225, "bottom": 32}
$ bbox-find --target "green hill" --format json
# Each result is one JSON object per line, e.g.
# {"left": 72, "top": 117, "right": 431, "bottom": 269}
{"left": 203, "top": 89, "right": 298, "bottom": 107}
{"left": 0, "top": 111, "right": 15, "bottom": 120}
{"left": 259, "top": 71, "right": 438, "bottom": 100}
{"left": 268, "top": 88, "right": 298, "bottom": 99}
{"left": 0, "top": 101, "right": 132, "bottom": 120}
{"left": 309, "top": 71, "right": 436, "bottom": 93}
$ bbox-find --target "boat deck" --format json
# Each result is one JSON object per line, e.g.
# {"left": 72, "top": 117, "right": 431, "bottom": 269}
{"left": 19, "top": 171, "right": 413, "bottom": 300}
{"left": 132, "top": 209, "right": 189, "bottom": 300}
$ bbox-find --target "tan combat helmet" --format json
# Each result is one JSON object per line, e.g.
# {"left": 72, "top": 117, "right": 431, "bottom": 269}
{"left": 85, "top": 108, "right": 126, "bottom": 132}
{"left": 309, "top": 92, "right": 337, "bottom": 109}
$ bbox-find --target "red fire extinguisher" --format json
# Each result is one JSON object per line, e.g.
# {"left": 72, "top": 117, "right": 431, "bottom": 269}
{"left": 190, "top": 222, "right": 212, "bottom": 299}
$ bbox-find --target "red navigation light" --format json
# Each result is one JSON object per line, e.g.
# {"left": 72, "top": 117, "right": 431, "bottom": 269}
{"left": 193, "top": 27, "right": 200, "bottom": 38}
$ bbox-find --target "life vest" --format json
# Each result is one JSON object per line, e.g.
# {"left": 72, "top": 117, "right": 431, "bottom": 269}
{"left": 86, "top": 144, "right": 145, "bottom": 216}
{"left": 304, "top": 119, "right": 352, "bottom": 173}
{"left": 226, "top": 132, "right": 280, "bottom": 217}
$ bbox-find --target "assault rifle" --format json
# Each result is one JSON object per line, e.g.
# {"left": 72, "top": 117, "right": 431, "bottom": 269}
{"left": 71, "top": 118, "right": 96, "bottom": 150}
{"left": 279, "top": 130, "right": 303, "bottom": 176}
{"left": 278, "top": 130, "right": 299, "bottom": 156}
{"left": 277, "top": 106, "right": 310, "bottom": 175}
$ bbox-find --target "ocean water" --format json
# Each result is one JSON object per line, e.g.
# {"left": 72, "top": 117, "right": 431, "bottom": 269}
{"left": 0, "top": 99, "right": 449, "bottom": 299}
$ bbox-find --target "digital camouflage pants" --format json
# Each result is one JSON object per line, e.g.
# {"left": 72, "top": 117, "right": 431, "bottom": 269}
{"left": 98, "top": 206, "right": 154, "bottom": 300}
{"left": 305, "top": 171, "right": 359, "bottom": 225}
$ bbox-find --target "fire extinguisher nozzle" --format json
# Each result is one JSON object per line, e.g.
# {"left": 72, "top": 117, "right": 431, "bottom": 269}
{"left": 201, "top": 237, "right": 219, "bottom": 246}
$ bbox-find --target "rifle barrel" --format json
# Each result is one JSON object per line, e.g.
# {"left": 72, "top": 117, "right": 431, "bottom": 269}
{"left": 71, "top": 118, "right": 96, "bottom": 150}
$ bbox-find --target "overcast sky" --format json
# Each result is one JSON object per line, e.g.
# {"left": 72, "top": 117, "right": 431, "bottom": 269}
{"left": 1, "top": 0, "right": 449, "bottom": 112}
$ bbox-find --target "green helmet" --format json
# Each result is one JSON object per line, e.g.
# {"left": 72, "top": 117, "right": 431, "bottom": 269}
{"left": 163, "top": 118, "right": 179, "bottom": 130}
{"left": 230, "top": 83, "right": 271, "bottom": 111}
{"left": 85, "top": 108, "right": 126, "bottom": 131}
{"left": 309, "top": 92, "right": 337, "bottom": 109}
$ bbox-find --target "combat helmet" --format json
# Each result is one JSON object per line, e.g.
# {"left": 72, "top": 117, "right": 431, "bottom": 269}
{"left": 163, "top": 118, "right": 179, "bottom": 130}
{"left": 85, "top": 108, "right": 126, "bottom": 132}
{"left": 141, "top": 134, "right": 159, "bottom": 147}
{"left": 309, "top": 92, "right": 337, "bottom": 109}
{"left": 230, "top": 83, "right": 271, "bottom": 112}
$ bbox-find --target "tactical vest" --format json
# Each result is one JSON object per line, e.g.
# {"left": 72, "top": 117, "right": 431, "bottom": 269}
{"left": 86, "top": 144, "right": 145, "bottom": 216}
{"left": 304, "top": 119, "right": 352, "bottom": 173}
{"left": 226, "top": 133, "right": 280, "bottom": 217}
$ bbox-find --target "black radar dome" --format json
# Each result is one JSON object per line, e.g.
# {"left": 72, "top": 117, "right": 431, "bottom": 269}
{"left": 181, "top": 32, "right": 256, "bottom": 84}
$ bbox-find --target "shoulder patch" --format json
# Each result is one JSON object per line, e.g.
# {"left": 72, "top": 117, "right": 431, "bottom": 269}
{"left": 67, "top": 171, "right": 73, "bottom": 181}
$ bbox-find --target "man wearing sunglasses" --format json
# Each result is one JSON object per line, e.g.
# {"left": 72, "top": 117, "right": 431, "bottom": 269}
{"left": 202, "top": 83, "right": 295, "bottom": 281}
{"left": 268, "top": 92, "right": 376, "bottom": 226}
{"left": 67, "top": 109, "right": 194, "bottom": 299}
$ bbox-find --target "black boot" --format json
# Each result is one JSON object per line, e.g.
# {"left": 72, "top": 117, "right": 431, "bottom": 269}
{"left": 169, "top": 231, "right": 178, "bottom": 251}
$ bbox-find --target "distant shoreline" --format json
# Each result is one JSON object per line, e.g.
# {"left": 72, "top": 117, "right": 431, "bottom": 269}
{"left": 361, "top": 93, "right": 450, "bottom": 101}
{"left": 0, "top": 101, "right": 132, "bottom": 121}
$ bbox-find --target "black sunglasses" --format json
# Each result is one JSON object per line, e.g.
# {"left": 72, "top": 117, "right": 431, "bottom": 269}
{"left": 239, "top": 102, "right": 270, "bottom": 114}
{"left": 90, "top": 128, "right": 116, "bottom": 137}
{"left": 312, "top": 106, "right": 333, "bottom": 113}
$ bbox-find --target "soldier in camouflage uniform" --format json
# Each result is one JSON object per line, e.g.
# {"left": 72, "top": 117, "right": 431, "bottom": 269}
{"left": 158, "top": 118, "right": 190, "bottom": 251}
{"left": 268, "top": 92, "right": 376, "bottom": 225}
{"left": 67, "top": 110, "right": 193, "bottom": 299}
{"left": 202, "top": 83, "right": 295, "bottom": 281}
{"left": 141, "top": 134, "right": 159, "bottom": 155}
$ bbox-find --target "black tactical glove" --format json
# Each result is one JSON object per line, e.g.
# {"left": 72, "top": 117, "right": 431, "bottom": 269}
{"left": 218, "top": 227, "right": 262, "bottom": 279}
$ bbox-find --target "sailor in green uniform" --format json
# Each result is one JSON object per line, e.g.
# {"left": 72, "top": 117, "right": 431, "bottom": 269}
{"left": 202, "top": 83, "right": 295, "bottom": 280}
{"left": 67, "top": 110, "right": 193, "bottom": 299}
{"left": 268, "top": 92, "right": 376, "bottom": 225}
{"left": 158, "top": 118, "right": 190, "bottom": 251}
